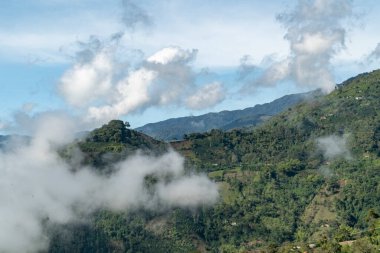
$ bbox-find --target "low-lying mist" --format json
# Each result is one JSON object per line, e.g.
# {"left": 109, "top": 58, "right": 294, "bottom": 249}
{"left": 0, "top": 114, "right": 219, "bottom": 253}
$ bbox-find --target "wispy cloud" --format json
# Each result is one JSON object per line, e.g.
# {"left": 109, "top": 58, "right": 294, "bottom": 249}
{"left": 121, "top": 0, "right": 153, "bottom": 30}
{"left": 186, "top": 82, "right": 225, "bottom": 110}
{"left": 317, "top": 134, "right": 352, "bottom": 160}
{"left": 241, "top": 0, "right": 354, "bottom": 93}
{"left": 367, "top": 42, "right": 380, "bottom": 62}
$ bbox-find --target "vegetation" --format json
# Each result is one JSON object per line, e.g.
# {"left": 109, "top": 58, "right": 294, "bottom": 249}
{"left": 49, "top": 70, "right": 380, "bottom": 252}
{"left": 73, "top": 120, "right": 168, "bottom": 169}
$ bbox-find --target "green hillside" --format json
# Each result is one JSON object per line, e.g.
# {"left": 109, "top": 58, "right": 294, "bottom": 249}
{"left": 172, "top": 69, "right": 380, "bottom": 252}
{"left": 67, "top": 120, "right": 168, "bottom": 169}
{"left": 49, "top": 70, "right": 380, "bottom": 252}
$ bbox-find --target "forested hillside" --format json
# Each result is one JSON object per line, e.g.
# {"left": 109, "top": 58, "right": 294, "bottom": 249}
{"left": 49, "top": 70, "right": 380, "bottom": 252}
{"left": 172, "top": 69, "right": 380, "bottom": 252}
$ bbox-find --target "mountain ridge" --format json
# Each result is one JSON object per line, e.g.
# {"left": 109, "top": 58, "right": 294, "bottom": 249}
{"left": 136, "top": 91, "right": 318, "bottom": 140}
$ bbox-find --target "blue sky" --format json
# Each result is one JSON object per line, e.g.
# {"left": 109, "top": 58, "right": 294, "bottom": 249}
{"left": 1, "top": 0, "right": 380, "bottom": 133}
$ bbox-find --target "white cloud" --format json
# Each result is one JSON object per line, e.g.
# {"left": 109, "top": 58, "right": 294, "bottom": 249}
{"left": 186, "top": 82, "right": 225, "bottom": 110}
{"left": 81, "top": 46, "right": 224, "bottom": 123}
{"left": 317, "top": 135, "right": 351, "bottom": 160}
{"left": 241, "top": 0, "right": 354, "bottom": 93}
{"left": 147, "top": 46, "right": 196, "bottom": 64}
{"left": 293, "top": 32, "right": 343, "bottom": 55}
{"left": 257, "top": 59, "right": 291, "bottom": 87}
{"left": 87, "top": 67, "right": 158, "bottom": 121}
{"left": 58, "top": 50, "right": 114, "bottom": 107}
{"left": 156, "top": 175, "right": 219, "bottom": 208}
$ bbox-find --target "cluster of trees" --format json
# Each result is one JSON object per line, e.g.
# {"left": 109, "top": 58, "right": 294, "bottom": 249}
{"left": 74, "top": 120, "right": 167, "bottom": 168}
{"left": 87, "top": 120, "right": 131, "bottom": 143}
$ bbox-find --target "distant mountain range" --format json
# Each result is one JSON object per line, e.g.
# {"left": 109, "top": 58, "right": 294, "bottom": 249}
{"left": 136, "top": 91, "right": 319, "bottom": 141}
{"left": 0, "top": 91, "right": 315, "bottom": 146}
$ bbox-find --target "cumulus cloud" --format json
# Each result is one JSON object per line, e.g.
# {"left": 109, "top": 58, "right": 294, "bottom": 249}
{"left": 87, "top": 67, "right": 157, "bottom": 120}
{"left": 57, "top": 0, "right": 225, "bottom": 123}
{"left": 0, "top": 113, "right": 219, "bottom": 252}
{"left": 147, "top": 47, "right": 197, "bottom": 64}
{"left": 58, "top": 50, "right": 114, "bottom": 107}
{"left": 59, "top": 44, "right": 225, "bottom": 122}
{"left": 242, "top": 0, "right": 353, "bottom": 93}
{"left": 59, "top": 34, "right": 226, "bottom": 123}
{"left": 316, "top": 135, "right": 351, "bottom": 160}
{"left": 57, "top": 29, "right": 145, "bottom": 109}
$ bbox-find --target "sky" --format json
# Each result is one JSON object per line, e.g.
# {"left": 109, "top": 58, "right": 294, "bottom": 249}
{"left": 1, "top": 0, "right": 380, "bottom": 133}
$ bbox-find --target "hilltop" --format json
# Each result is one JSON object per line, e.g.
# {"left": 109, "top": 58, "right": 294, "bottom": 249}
{"left": 74, "top": 120, "right": 168, "bottom": 168}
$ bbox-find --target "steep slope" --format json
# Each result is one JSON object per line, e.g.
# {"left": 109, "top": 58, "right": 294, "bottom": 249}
{"left": 136, "top": 91, "right": 314, "bottom": 140}
{"left": 174, "top": 70, "right": 380, "bottom": 166}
